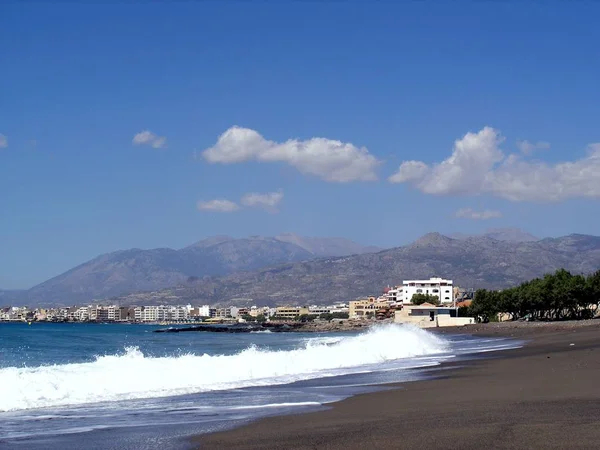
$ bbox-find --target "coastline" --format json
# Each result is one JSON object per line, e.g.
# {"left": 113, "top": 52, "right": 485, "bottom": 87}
{"left": 196, "top": 320, "right": 600, "bottom": 449}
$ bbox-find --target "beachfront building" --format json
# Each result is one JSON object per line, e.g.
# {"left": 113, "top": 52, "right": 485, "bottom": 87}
{"left": 395, "top": 303, "right": 474, "bottom": 328}
{"left": 196, "top": 305, "right": 211, "bottom": 317}
{"left": 214, "top": 308, "right": 232, "bottom": 319}
{"left": 275, "top": 306, "right": 309, "bottom": 320}
{"left": 73, "top": 306, "right": 90, "bottom": 321}
{"left": 402, "top": 277, "right": 454, "bottom": 304}
{"left": 328, "top": 303, "right": 349, "bottom": 314}
{"left": 385, "top": 287, "right": 402, "bottom": 304}
{"left": 308, "top": 306, "right": 330, "bottom": 315}
{"left": 248, "top": 306, "right": 271, "bottom": 317}
{"left": 229, "top": 307, "right": 249, "bottom": 318}
{"left": 349, "top": 297, "right": 390, "bottom": 319}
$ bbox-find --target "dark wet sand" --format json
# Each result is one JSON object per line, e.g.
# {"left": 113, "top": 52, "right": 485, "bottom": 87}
{"left": 197, "top": 321, "right": 600, "bottom": 450}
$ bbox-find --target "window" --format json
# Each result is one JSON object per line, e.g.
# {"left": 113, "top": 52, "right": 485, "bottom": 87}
{"left": 432, "top": 289, "right": 439, "bottom": 293}
{"left": 416, "top": 289, "right": 423, "bottom": 293}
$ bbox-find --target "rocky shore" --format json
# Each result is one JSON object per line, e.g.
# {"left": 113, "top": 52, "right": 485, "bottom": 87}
{"left": 154, "top": 318, "right": 382, "bottom": 333}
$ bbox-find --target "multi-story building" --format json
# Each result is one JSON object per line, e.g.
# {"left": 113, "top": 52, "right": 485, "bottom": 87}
{"left": 308, "top": 306, "right": 330, "bottom": 315}
{"left": 402, "top": 277, "right": 454, "bottom": 304}
{"left": 134, "top": 306, "right": 144, "bottom": 322}
{"left": 229, "top": 307, "right": 249, "bottom": 318}
{"left": 118, "top": 307, "right": 134, "bottom": 321}
{"left": 196, "top": 305, "right": 211, "bottom": 317}
{"left": 73, "top": 306, "right": 90, "bottom": 321}
{"left": 275, "top": 306, "right": 309, "bottom": 320}
{"left": 248, "top": 306, "right": 271, "bottom": 317}
{"left": 349, "top": 297, "right": 389, "bottom": 319}
{"left": 214, "top": 308, "right": 232, "bottom": 319}
{"left": 328, "top": 303, "right": 349, "bottom": 314}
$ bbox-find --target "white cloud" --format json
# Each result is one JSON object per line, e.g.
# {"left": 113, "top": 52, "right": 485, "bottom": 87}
{"left": 241, "top": 191, "right": 284, "bottom": 211}
{"left": 132, "top": 130, "right": 167, "bottom": 149}
{"left": 202, "top": 126, "right": 380, "bottom": 182}
{"left": 0, "top": 134, "right": 7, "bottom": 148}
{"left": 455, "top": 208, "right": 502, "bottom": 220}
{"left": 389, "top": 126, "right": 600, "bottom": 202}
{"left": 516, "top": 140, "right": 550, "bottom": 154}
{"left": 196, "top": 199, "right": 240, "bottom": 213}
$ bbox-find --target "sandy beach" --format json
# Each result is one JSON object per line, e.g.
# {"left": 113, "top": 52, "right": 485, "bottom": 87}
{"left": 196, "top": 320, "right": 600, "bottom": 450}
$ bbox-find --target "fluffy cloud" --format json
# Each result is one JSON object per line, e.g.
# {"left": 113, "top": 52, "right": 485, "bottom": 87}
{"left": 240, "top": 191, "right": 284, "bottom": 211}
{"left": 0, "top": 134, "right": 7, "bottom": 148}
{"left": 196, "top": 199, "right": 240, "bottom": 213}
{"left": 516, "top": 140, "right": 550, "bottom": 154}
{"left": 389, "top": 127, "right": 600, "bottom": 202}
{"left": 132, "top": 130, "right": 167, "bottom": 149}
{"left": 455, "top": 208, "right": 502, "bottom": 220}
{"left": 202, "top": 126, "right": 380, "bottom": 182}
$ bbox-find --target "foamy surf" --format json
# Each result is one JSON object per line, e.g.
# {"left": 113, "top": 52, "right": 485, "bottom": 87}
{"left": 0, "top": 324, "right": 448, "bottom": 412}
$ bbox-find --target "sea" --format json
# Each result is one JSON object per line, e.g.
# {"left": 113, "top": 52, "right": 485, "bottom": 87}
{"left": 0, "top": 322, "right": 521, "bottom": 449}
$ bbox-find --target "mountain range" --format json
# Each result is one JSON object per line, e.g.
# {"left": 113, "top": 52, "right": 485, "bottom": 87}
{"left": 108, "top": 232, "right": 600, "bottom": 308}
{"left": 15, "top": 234, "right": 380, "bottom": 306}
{"left": 449, "top": 227, "right": 539, "bottom": 243}
{"left": 6, "top": 228, "right": 599, "bottom": 308}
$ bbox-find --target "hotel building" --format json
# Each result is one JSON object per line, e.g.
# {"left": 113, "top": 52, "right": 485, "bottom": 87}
{"left": 386, "top": 277, "right": 454, "bottom": 305}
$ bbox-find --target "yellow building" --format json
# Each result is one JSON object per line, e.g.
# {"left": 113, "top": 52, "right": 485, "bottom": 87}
{"left": 349, "top": 297, "right": 389, "bottom": 319}
{"left": 275, "top": 306, "right": 309, "bottom": 319}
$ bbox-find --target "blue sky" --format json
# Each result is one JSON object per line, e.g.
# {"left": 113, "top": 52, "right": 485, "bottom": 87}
{"left": 1, "top": 2, "right": 599, "bottom": 288}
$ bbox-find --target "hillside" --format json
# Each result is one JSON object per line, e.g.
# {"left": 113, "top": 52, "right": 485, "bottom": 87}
{"left": 449, "top": 227, "right": 539, "bottom": 242}
{"left": 109, "top": 233, "right": 600, "bottom": 307}
{"left": 22, "top": 235, "right": 378, "bottom": 305}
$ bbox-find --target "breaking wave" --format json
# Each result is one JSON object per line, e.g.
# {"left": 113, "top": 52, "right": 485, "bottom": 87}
{"left": 0, "top": 324, "right": 448, "bottom": 412}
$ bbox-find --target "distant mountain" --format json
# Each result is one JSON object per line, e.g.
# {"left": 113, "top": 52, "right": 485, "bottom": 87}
{"left": 274, "top": 233, "right": 382, "bottom": 257}
{"left": 22, "top": 235, "right": 379, "bottom": 306}
{"left": 108, "top": 233, "right": 600, "bottom": 308}
{"left": 0, "top": 289, "right": 25, "bottom": 305}
{"left": 449, "top": 227, "right": 539, "bottom": 243}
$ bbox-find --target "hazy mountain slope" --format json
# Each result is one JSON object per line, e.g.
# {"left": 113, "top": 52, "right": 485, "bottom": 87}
{"left": 110, "top": 233, "right": 600, "bottom": 307}
{"left": 0, "top": 289, "right": 26, "bottom": 306}
{"left": 24, "top": 235, "right": 378, "bottom": 305}
{"left": 449, "top": 227, "right": 539, "bottom": 242}
{"left": 27, "top": 248, "right": 192, "bottom": 304}
{"left": 274, "top": 233, "right": 382, "bottom": 256}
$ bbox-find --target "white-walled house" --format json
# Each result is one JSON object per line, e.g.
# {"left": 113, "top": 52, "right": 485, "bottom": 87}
{"left": 395, "top": 303, "right": 474, "bottom": 328}
{"left": 401, "top": 277, "right": 454, "bottom": 304}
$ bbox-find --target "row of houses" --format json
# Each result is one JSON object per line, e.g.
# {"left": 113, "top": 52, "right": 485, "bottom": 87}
{"left": 0, "top": 302, "right": 351, "bottom": 323}
{"left": 2, "top": 277, "right": 475, "bottom": 326}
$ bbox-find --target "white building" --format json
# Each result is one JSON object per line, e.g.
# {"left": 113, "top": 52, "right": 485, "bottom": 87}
{"left": 308, "top": 306, "right": 330, "bottom": 315}
{"left": 399, "top": 277, "right": 454, "bottom": 304}
{"left": 395, "top": 304, "right": 474, "bottom": 328}
{"left": 73, "top": 306, "right": 90, "bottom": 321}
{"left": 197, "top": 305, "right": 211, "bottom": 317}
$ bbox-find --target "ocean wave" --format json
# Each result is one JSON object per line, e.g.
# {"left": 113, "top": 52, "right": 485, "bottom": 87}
{"left": 0, "top": 324, "right": 448, "bottom": 412}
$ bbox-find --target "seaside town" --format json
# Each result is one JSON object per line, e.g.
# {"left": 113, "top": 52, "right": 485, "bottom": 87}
{"left": 1, "top": 277, "right": 477, "bottom": 328}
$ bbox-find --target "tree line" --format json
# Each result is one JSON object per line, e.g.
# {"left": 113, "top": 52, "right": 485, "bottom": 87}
{"left": 467, "top": 269, "right": 600, "bottom": 322}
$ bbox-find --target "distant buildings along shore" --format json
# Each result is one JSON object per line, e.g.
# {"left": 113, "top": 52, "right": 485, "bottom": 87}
{"left": 2, "top": 277, "right": 476, "bottom": 327}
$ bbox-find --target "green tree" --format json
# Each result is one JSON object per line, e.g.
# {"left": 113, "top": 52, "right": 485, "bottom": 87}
{"left": 468, "top": 268, "right": 600, "bottom": 323}
{"left": 410, "top": 293, "right": 440, "bottom": 306}
{"left": 468, "top": 289, "right": 499, "bottom": 322}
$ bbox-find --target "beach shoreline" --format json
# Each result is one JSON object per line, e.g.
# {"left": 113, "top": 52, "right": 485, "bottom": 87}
{"left": 195, "top": 320, "right": 600, "bottom": 449}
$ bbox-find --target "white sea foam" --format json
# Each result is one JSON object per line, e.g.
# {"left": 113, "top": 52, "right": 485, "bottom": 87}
{"left": 0, "top": 324, "right": 448, "bottom": 412}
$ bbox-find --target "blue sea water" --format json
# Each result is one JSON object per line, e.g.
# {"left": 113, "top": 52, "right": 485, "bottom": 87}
{"left": 0, "top": 322, "right": 521, "bottom": 449}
